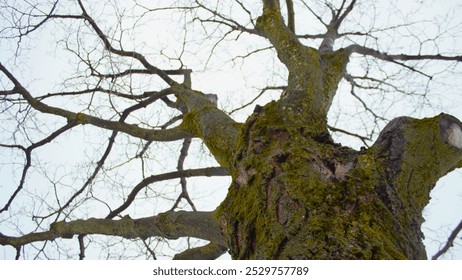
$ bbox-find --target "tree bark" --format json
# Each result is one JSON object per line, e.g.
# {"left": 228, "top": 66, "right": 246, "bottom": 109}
{"left": 213, "top": 2, "right": 462, "bottom": 260}
{"left": 217, "top": 110, "right": 462, "bottom": 259}
{"left": 219, "top": 108, "right": 462, "bottom": 259}
{"left": 0, "top": 211, "right": 225, "bottom": 249}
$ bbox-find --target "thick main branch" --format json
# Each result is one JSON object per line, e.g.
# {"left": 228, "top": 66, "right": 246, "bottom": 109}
{"left": 0, "top": 211, "right": 226, "bottom": 249}
{"left": 173, "top": 86, "right": 241, "bottom": 168}
{"left": 356, "top": 114, "right": 462, "bottom": 258}
{"left": 255, "top": 3, "right": 349, "bottom": 129}
{"left": 371, "top": 114, "right": 462, "bottom": 214}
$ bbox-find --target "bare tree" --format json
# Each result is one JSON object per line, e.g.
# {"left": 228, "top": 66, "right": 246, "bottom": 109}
{"left": 1, "top": 0, "right": 462, "bottom": 259}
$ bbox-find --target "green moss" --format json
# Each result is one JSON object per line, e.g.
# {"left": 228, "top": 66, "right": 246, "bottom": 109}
{"left": 180, "top": 106, "right": 242, "bottom": 168}
{"left": 218, "top": 110, "right": 425, "bottom": 259}
{"left": 217, "top": 10, "right": 442, "bottom": 259}
{"left": 75, "top": 112, "right": 86, "bottom": 124}
{"left": 396, "top": 115, "right": 461, "bottom": 210}
{"left": 320, "top": 49, "right": 349, "bottom": 106}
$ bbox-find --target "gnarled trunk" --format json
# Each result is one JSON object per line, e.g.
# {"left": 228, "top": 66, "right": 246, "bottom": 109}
{"left": 217, "top": 101, "right": 462, "bottom": 259}
{"left": 212, "top": 2, "right": 462, "bottom": 260}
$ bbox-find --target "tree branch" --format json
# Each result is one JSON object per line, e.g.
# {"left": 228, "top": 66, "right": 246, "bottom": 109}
{"left": 35, "top": 93, "right": 166, "bottom": 220}
{"left": 286, "top": 0, "right": 295, "bottom": 33}
{"left": 0, "top": 122, "right": 78, "bottom": 213}
{"left": 371, "top": 114, "right": 462, "bottom": 218}
{"left": 173, "top": 242, "right": 228, "bottom": 260}
{"left": 256, "top": 1, "right": 309, "bottom": 72}
{"left": 328, "top": 124, "right": 371, "bottom": 146}
{"left": 262, "top": 0, "right": 280, "bottom": 11}
{"left": 173, "top": 86, "right": 241, "bottom": 168}
{"left": 0, "top": 63, "right": 192, "bottom": 142}
{"left": 346, "top": 44, "right": 462, "bottom": 62}
{"left": 76, "top": 0, "right": 176, "bottom": 86}
{"left": 193, "top": 1, "right": 258, "bottom": 35}
{"left": 432, "top": 218, "right": 462, "bottom": 259}
{"left": 171, "top": 138, "right": 197, "bottom": 211}
{"left": 0, "top": 211, "right": 226, "bottom": 249}
{"left": 106, "top": 167, "right": 229, "bottom": 219}
{"left": 319, "top": 0, "right": 356, "bottom": 53}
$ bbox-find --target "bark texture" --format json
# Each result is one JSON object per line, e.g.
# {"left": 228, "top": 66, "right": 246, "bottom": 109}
{"left": 218, "top": 107, "right": 462, "bottom": 259}
{"left": 214, "top": 2, "right": 462, "bottom": 260}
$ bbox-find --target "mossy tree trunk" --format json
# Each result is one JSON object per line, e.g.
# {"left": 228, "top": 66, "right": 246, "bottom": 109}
{"left": 217, "top": 108, "right": 462, "bottom": 259}
{"left": 210, "top": 2, "right": 462, "bottom": 259}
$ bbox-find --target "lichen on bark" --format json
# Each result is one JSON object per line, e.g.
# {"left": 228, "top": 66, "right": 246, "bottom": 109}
{"left": 216, "top": 106, "right": 462, "bottom": 259}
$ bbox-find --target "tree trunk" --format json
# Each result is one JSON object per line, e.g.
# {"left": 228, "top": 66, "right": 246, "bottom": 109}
{"left": 212, "top": 3, "right": 462, "bottom": 260}
{"left": 217, "top": 102, "right": 462, "bottom": 259}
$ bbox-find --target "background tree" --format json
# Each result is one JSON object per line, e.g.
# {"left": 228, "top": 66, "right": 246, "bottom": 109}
{"left": 1, "top": 0, "right": 462, "bottom": 259}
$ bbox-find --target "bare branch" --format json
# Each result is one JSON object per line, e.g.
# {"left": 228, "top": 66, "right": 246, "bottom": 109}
{"left": 193, "top": 1, "right": 258, "bottom": 35}
{"left": 320, "top": 0, "right": 357, "bottom": 53}
{"left": 286, "top": 0, "right": 295, "bottom": 33}
{"left": 328, "top": 125, "right": 371, "bottom": 146}
{"left": 0, "top": 211, "right": 226, "bottom": 248}
{"left": 79, "top": 68, "right": 193, "bottom": 84}
{"left": 171, "top": 137, "right": 197, "bottom": 211}
{"left": 335, "top": 0, "right": 356, "bottom": 30}
{"left": 228, "top": 86, "right": 286, "bottom": 115}
{"left": 234, "top": 0, "right": 255, "bottom": 26}
{"left": 432, "top": 218, "right": 462, "bottom": 259}
{"left": 106, "top": 167, "right": 229, "bottom": 219}
{"left": 3, "top": 0, "right": 60, "bottom": 39}
{"left": 344, "top": 73, "right": 388, "bottom": 122}
{"left": 346, "top": 44, "right": 462, "bottom": 62}
{"left": 0, "top": 63, "right": 191, "bottom": 141}
{"left": 300, "top": 0, "right": 327, "bottom": 27}
{"left": 76, "top": 0, "right": 177, "bottom": 86}
{"left": 173, "top": 242, "right": 228, "bottom": 260}
{"left": 0, "top": 122, "right": 77, "bottom": 213}
{"left": 78, "top": 235, "right": 86, "bottom": 260}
